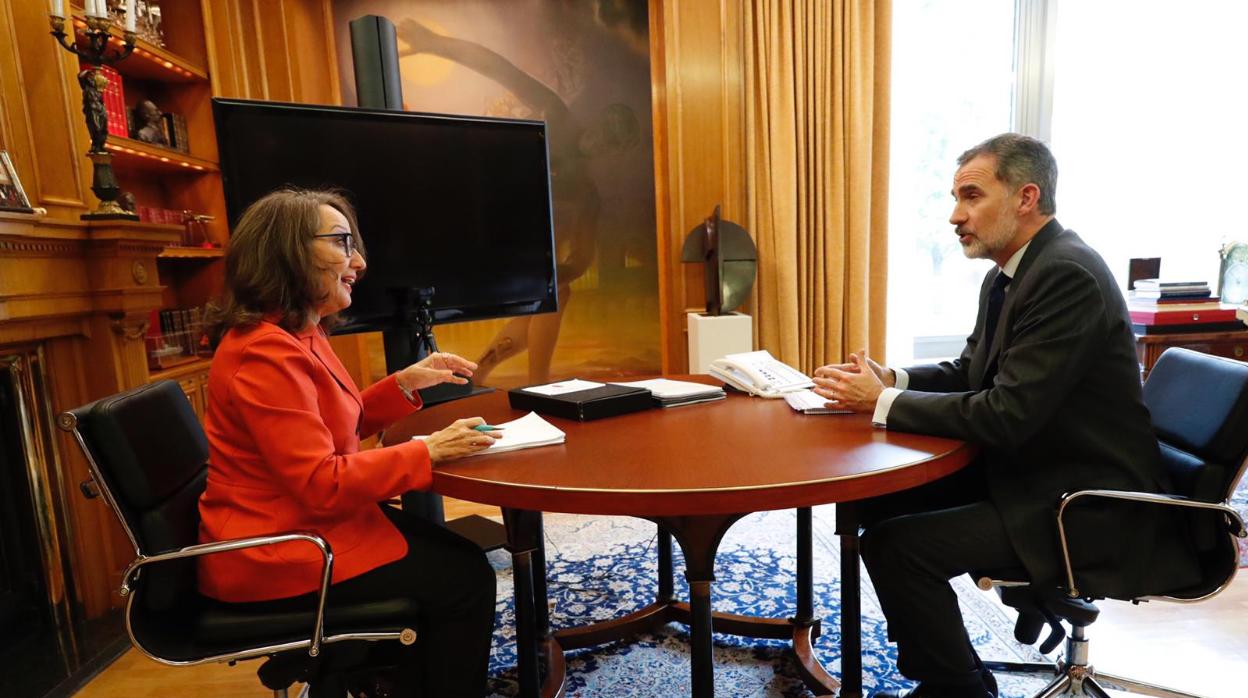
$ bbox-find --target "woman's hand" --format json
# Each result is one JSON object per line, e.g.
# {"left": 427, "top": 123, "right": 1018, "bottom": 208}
{"left": 424, "top": 417, "right": 501, "bottom": 463}
{"left": 398, "top": 352, "right": 478, "bottom": 392}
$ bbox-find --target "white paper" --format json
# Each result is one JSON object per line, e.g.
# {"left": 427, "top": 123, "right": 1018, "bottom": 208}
{"left": 520, "top": 379, "right": 605, "bottom": 396}
{"left": 413, "top": 411, "right": 565, "bottom": 456}
{"left": 610, "top": 378, "right": 724, "bottom": 399}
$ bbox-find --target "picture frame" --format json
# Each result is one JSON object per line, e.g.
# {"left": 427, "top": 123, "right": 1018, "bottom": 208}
{"left": 0, "top": 150, "right": 34, "bottom": 213}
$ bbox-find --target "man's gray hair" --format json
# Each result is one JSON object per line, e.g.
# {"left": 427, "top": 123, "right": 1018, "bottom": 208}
{"left": 958, "top": 133, "right": 1058, "bottom": 215}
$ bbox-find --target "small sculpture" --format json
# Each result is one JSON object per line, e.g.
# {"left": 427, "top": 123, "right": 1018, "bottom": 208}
{"left": 78, "top": 68, "right": 109, "bottom": 153}
{"left": 117, "top": 191, "right": 137, "bottom": 213}
{"left": 131, "top": 100, "right": 167, "bottom": 146}
{"left": 681, "top": 205, "right": 758, "bottom": 316}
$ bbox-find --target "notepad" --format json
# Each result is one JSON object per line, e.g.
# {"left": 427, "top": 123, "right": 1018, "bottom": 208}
{"left": 784, "top": 389, "right": 852, "bottom": 415}
{"left": 609, "top": 378, "right": 727, "bottom": 407}
{"left": 413, "top": 411, "right": 566, "bottom": 455}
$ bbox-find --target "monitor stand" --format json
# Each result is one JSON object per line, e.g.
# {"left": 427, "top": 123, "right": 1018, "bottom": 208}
{"left": 381, "top": 290, "right": 504, "bottom": 552}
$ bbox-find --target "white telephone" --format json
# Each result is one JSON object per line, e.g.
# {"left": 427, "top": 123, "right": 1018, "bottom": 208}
{"left": 708, "top": 350, "right": 814, "bottom": 398}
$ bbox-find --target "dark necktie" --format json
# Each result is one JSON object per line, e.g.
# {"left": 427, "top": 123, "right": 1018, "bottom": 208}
{"left": 982, "top": 270, "right": 1011, "bottom": 358}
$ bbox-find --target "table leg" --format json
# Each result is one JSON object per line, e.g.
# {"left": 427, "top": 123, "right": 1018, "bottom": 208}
{"left": 657, "top": 525, "right": 674, "bottom": 604}
{"left": 649, "top": 514, "right": 744, "bottom": 698}
{"left": 836, "top": 504, "right": 864, "bottom": 698}
{"left": 503, "top": 508, "right": 560, "bottom": 698}
{"left": 792, "top": 507, "right": 838, "bottom": 695}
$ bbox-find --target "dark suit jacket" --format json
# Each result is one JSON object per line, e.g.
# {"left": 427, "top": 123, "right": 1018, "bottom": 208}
{"left": 887, "top": 219, "right": 1197, "bottom": 598}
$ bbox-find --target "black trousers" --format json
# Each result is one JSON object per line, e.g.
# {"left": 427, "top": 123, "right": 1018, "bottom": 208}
{"left": 238, "top": 505, "right": 497, "bottom": 697}
{"left": 858, "top": 463, "right": 1025, "bottom": 687}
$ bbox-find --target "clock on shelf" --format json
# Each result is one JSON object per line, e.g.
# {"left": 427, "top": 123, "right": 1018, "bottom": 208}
{"left": 1218, "top": 241, "right": 1248, "bottom": 304}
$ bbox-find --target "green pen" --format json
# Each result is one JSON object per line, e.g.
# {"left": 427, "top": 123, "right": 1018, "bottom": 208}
{"left": 473, "top": 424, "right": 505, "bottom": 432}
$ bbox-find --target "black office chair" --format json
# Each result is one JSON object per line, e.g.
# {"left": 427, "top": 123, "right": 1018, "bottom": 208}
{"left": 978, "top": 347, "right": 1248, "bottom": 698}
{"left": 59, "top": 379, "right": 421, "bottom": 697}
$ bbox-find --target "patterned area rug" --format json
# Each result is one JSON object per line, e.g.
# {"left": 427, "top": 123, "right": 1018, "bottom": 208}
{"left": 1233, "top": 478, "right": 1248, "bottom": 566}
{"left": 483, "top": 507, "right": 1058, "bottom": 697}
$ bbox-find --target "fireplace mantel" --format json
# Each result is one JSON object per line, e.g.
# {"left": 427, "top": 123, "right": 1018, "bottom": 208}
{"left": 0, "top": 210, "right": 182, "bottom": 621}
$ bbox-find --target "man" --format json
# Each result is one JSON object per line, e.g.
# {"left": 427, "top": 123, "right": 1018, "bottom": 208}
{"left": 814, "top": 134, "right": 1196, "bottom": 698}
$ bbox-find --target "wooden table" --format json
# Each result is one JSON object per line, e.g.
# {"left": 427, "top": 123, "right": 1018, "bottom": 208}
{"left": 386, "top": 378, "right": 974, "bottom": 698}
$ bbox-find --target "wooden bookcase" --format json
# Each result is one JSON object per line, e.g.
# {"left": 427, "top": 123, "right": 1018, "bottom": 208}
{"left": 69, "top": 2, "right": 228, "bottom": 406}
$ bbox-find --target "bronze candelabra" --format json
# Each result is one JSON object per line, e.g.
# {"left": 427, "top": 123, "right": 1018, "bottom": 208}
{"left": 49, "top": 12, "right": 139, "bottom": 220}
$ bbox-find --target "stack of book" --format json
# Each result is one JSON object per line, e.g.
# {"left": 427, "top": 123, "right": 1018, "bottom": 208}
{"left": 82, "top": 63, "right": 129, "bottom": 138}
{"left": 610, "top": 378, "right": 727, "bottom": 408}
{"left": 1128, "top": 280, "right": 1241, "bottom": 334}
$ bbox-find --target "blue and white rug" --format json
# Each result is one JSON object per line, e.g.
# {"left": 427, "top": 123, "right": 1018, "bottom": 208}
{"left": 482, "top": 506, "right": 1058, "bottom": 697}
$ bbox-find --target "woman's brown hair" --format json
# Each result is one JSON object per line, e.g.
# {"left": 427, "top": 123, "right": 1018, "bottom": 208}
{"left": 204, "top": 187, "right": 365, "bottom": 347}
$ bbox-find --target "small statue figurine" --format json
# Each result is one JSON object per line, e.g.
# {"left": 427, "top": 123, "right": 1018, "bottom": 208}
{"left": 78, "top": 68, "right": 109, "bottom": 153}
{"left": 117, "top": 191, "right": 137, "bottom": 214}
{"left": 131, "top": 100, "right": 168, "bottom": 146}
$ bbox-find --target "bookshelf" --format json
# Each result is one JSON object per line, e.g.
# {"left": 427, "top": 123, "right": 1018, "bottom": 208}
{"left": 69, "top": 1, "right": 227, "bottom": 404}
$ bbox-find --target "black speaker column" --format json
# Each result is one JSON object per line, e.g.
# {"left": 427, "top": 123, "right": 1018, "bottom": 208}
{"left": 347, "top": 16, "right": 503, "bottom": 551}
{"left": 349, "top": 15, "right": 404, "bottom": 110}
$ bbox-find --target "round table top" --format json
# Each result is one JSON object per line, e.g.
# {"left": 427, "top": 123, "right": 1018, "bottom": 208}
{"left": 385, "top": 377, "right": 975, "bottom": 516}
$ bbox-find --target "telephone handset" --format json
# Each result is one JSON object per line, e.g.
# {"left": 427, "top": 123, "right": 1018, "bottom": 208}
{"left": 708, "top": 350, "right": 814, "bottom": 398}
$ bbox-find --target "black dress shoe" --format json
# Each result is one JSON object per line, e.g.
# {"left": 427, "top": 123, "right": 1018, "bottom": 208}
{"left": 872, "top": 682, "right": 993, "bottom": 698}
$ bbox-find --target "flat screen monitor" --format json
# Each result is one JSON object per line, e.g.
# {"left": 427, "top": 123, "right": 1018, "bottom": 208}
{"left": 212, "top": 98, "right": 558, "bottom": 332}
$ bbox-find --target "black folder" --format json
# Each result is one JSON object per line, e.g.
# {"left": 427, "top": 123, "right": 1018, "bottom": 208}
{"left": 507, "top": 383, "right": 654, "bottom": 421}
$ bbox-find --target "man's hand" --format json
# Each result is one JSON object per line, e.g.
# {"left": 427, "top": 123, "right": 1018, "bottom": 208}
{"left": 398, "top": 352, "right": 477, "bottom": 392}
{"left": 811, "top": 351, "right": 887, "bottom": 413}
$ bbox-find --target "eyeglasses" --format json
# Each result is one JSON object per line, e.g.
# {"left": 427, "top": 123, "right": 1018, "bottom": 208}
{"left": 314, "top": 232, "right": 357, "bottom": 258}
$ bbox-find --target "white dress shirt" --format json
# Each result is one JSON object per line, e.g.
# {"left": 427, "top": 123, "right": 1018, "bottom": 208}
{"left": 872, "top": 240, "right": 1032, "bottom": 427}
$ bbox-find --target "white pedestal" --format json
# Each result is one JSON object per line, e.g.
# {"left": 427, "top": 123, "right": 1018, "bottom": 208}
{"left": 687, "top": 312, "right": 753, "bottom": 373}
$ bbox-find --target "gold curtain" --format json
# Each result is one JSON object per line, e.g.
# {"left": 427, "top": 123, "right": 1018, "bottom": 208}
{"left": 744, "top": 0, "right": 892, "bottom": 371}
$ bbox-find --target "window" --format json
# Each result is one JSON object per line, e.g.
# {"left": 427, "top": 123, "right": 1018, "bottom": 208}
{"left": 1049, "top": 1, "right": 1248, "bottom": 291}
{"left": 886, "top": 0, "right": 1016, "bottom": 366}
{"left": 888, "top": 1, "right": 1248, "bottom": 367}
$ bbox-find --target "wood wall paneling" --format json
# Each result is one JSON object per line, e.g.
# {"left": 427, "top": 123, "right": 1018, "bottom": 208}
{"left": 45, "top": 335, "right": 134, "bottom": 616}
{"left": 652, "top": 0, "right": 747, "bottom": 373}
{"left": 1, "top": 0, "right": 90, "bottom": 218}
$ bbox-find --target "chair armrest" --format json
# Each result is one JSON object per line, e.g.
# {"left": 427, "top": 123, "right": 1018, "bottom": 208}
{"left": 120, "top": 531, "right": 334, "bottom": 658}
{"left": 1054, "top": 488, "right": 1247, "bottom": 597}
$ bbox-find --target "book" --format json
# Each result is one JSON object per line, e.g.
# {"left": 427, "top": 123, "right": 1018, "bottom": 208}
{"left": 609, "top": 378, "right": 726, "bottom": 408}
{"left": 1130, "top": 290, "right": 1212, "bottom": 301}
{"left": 1127, "top": 301, "right": 1227, "bottom": 313}
{"left": 1128, "top": 307, "right": 1238, "bottom": 325}
{"left": 81, "top": 63, "right": 128, "bottom": 138}
{"left": 1132, "top": 321, "right": 1246, "bottom": 335}
{"left": 162, "top": 112, "right": 190, "bottom": 152}
{"left": 784, "top": 389, "right": 852, "bottom": 415}
{"left": 508, "top": 380, "right": 654, "bottom": 421}
{"left": 413, "top": 411, "right": 565, "bottom": 455}
{"left": 1134, "top": 279, "right": 1210, "bottom": 290}
{"left": 1128, "top": 293, "right": 1217, "bottom": 305}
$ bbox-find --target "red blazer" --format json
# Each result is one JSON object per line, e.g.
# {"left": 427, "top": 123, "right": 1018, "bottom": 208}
{"left": 197, "top": 321, "right": 431, "bottom": 602}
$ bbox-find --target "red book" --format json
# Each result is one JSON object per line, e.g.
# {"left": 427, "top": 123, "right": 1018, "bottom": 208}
{"left": 82, "top": 63, "right": 128, "bottom": 138}
{"left": 1128, "top": 306, "right": 1238, "bottom": 326}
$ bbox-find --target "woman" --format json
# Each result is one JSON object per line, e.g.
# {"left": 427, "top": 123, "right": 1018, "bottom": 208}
{"left": 197, "top": 188, "right": 499, "bottom": 696}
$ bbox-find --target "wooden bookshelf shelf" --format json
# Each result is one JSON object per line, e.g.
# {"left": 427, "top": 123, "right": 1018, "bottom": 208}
{"left": 71, "top": 17, "right": 208, "bottom": 83}
{"left": 105, "top": 136, "right": 218, "bottom": 174}
{"left": 150, "top": 357, "right": 213, "bottom": 382}
{"left": 158, "top": 246, "right": 224, "bottom": 260}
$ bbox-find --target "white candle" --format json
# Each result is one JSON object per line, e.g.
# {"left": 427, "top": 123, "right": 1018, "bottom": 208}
{"left": 125, "top": 0, "right": 135, "bottom": 31}
{"left": 51, "top": 0, "right": 64, "bottom": 18}
{"left": 85, "top": 0, "right": 98, "bottom": 17}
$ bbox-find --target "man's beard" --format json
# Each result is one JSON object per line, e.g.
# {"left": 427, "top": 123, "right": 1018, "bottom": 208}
{"left": 958, "top": 202, "right": 1017, "bottom": 260}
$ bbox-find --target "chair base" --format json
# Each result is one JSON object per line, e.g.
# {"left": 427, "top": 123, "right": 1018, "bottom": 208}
{"left": 984, "top": 659, "right": 1207, "bottom": 698}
